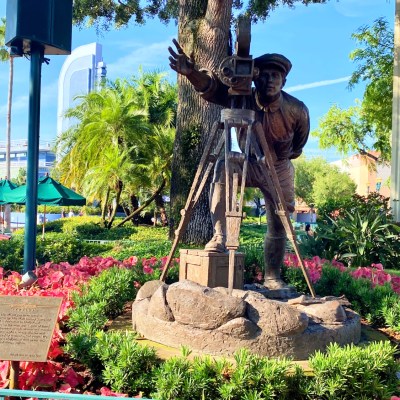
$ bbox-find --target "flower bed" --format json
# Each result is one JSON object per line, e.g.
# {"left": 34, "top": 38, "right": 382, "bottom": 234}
{"left": 0, "top": 255, "right": 178, "bottom": 393}
{"left": 0, "top": 254, "right": 398, "bottom": 398}
{"left": 284, "top": 253, "right": 400, "bottom": 295}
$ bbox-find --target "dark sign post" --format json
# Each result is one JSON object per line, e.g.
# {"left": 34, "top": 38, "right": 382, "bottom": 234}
{"left": 5, "top": 0, "right": 72, "bottom": 273}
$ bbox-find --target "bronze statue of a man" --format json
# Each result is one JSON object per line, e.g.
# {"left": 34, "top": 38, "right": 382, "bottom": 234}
{"left": 169, "top": 39, "right": 310, "bottom": 290}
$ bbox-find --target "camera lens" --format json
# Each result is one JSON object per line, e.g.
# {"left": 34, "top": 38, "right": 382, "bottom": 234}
{"left": 222, "top": 67, "right": 233, "bottom": 77}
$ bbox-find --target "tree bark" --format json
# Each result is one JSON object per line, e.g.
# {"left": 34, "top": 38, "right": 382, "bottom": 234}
{"left": 170, "top": 0, "right": 232, "bottom": 245}
{"left": 101, "top": 188, "right": 110, "bottom": 225}
{"left": 116, "top": 178, "right": 166, "bottom": 227}
{"left": 155, "top": 192, "right": 168, "bottom": 226}
{"left": 106, "top": 180, "right": 123, "bottom": 229}
{"left": 129, "top": 193, "right": 140, "bottom": 225}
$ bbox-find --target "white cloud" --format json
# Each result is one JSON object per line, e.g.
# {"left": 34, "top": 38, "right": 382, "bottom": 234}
{"left": 286, "top": 76, "right": 351, "bottom": 93}
{"left": 333, "top": 0, "right": 389, "bottom": 18}
{"left": 0, "top": 79, "right": 58, "bottom": 116}
{"left": 106, "top": 37, "right": 174, "bottom": 78}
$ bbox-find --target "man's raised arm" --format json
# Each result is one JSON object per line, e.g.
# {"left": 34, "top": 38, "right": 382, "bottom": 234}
{"left": 168, "top": 39, "right": 211, "bottom": 92}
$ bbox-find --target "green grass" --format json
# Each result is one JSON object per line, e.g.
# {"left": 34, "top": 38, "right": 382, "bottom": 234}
{"left": 384, "top": 269, "right": 400, "bottom": 277}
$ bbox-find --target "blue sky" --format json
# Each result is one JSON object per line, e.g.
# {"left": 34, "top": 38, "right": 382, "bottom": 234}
{"left": 0, "top": 0, "right": 395, "bottom": 162}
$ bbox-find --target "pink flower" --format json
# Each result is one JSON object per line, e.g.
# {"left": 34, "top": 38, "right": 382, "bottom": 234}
{"left": 100, "top": 387, "right": 128, "bottom": 397}
{"left": 62, "top": 367, "right": 83, "bottom": 388}
{"left": 143, "top": 266, "right": 154, "bottom": 275}
{"left": 123, "top": 256, "right": 138, "bottom": 267}
{"left": 331, "top": 259, "right": 346, "bottom": 271}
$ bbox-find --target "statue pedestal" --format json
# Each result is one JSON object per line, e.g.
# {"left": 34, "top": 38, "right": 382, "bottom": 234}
{"left": 179, "top": 249, "right": 244, "bottom": 289}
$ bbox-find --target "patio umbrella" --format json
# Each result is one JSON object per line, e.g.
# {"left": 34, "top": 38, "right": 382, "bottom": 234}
{"left": 3, "top": 175, "right": 86, "bottom": 237}
{"left": 0, "top": 179, "right": 18, "bottom": 205}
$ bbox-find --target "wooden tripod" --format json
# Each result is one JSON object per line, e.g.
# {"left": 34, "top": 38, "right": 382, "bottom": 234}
{"left": 160, "top": 107, "right": 316, "bottom": 298}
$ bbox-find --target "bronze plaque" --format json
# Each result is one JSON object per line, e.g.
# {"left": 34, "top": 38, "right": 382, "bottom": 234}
{"left": 0, "top": 295, "right": 62, "bottom": 362}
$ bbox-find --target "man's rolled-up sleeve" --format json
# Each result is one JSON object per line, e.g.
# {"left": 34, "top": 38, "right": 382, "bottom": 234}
{"left": 195, "top": 69, "right": 230, "bottom": 108}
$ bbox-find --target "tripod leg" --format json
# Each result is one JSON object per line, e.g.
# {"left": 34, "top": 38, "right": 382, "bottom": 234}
{"left": 160, "top": 122, "right": 224, "bottom": 282}
{"left": 252, "top": 122, "right": 316, "bottom": 297}
{"left": 225, "top": 121, "right": 253, "bottom": 294}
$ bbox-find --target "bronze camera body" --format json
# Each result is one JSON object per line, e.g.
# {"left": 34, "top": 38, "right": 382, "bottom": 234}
{"left": 218, "top": 16, "right": 259, "bottom": 96}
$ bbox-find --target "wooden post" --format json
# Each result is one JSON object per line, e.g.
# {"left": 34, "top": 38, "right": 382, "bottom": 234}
{"left": 391, "top": 0, "right": 400, "bottom": 222}
{"left": 9, "top": 361, "right": 19, "bottom": 389}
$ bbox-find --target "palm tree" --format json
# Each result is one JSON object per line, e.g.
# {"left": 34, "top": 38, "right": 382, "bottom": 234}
{"left": 56, "top": 78, "right": 151, "bottom": 228}
{"left": 56, "top": 71, "right": 177, "bottom": 229}
{"left": 83, "top": 146, "right": 133, "bottom": 228}
{"left": 0, "top": 18, "right": 14, "bottom": 232}
{"left": 116, "top": 124, "right": 175, "bottom": 227}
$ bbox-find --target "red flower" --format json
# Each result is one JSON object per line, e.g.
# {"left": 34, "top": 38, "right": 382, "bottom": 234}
{"left": 100, "top": 387, "right": 128, "bottom": 397}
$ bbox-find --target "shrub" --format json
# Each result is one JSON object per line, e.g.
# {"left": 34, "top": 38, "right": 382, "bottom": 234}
{"left": 240, "top": 243, "right": 264, "bottom": 284}
{"left": 152, "top": 349, "right": 306, "bottom": 400}
{"left": 105, "top": 239, "right": 173, "bottom": 260}
{"left": 152, "top": 353, "right": 226, "bottom": 400}
{"left": 308, "top": 341, "right": 398, "bottom": 399}
{"left": 312, "top": 193, "right": 400, "bottom": 269}
{"left": 381, "top": 295, "right": 400, "bottom": 333}
{"left": 218, "top": 349, "right": 303, "bottom": 400}
{"left": 93, "top": 331, "right": 158, "bottom": 395}
{"left": 67, "top": 266, "right": 139, "bottom": 330}
{"left": 35, "top": 233, "right": 113, "bottom": 265}
{"left": 0, "top": 236, "right": 24, "bottom": 271}
{"left": 313, "top": 265, "right": 396, "bottom": 324}
{"left": 282, "top": 264, "right": 310, "bottom": 294}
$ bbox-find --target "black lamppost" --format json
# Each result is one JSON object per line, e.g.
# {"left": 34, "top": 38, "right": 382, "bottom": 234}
{"left": 5, "top": 0, "right": 72, "bottom": 272}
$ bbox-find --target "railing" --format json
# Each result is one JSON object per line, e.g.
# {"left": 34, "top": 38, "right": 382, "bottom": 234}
{"left": 0, "top": 389, "right": 154, "bottom": 400}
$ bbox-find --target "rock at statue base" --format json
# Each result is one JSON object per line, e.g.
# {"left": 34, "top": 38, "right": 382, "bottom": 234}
{"left": 132, "top": 280, "right": 361, "bottom": 360}
{"left": 244, "top": 282, "right": 298, "bottom": 300}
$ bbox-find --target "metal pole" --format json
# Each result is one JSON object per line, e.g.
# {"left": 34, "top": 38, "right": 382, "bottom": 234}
{"left": 391, "top": 0, "right": 400, "bottom": 222}
{"left": 23, "top": 43, "right": 43, "bottom": 273}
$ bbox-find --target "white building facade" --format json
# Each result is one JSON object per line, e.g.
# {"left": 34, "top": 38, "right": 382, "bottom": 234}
{"left": 57, "top": 42, "right": 107, "bottom": 137}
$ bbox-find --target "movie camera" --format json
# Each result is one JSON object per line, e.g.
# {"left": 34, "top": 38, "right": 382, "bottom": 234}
{"left": 218, "top": 16, "right": 259, "bottom": 96}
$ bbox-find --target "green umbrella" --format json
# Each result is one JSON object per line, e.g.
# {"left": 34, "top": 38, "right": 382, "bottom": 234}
{"left": 0, "top": 179, "right": 18, "bottom": 205}
{"left": 3, "top": 175, "right": 86, "bottom": 238}
{"left": 3, "top": 175, "right": 86, "bottom": 206}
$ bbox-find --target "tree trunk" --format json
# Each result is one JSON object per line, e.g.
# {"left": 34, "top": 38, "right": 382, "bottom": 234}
{"left": 101, "top": 188, "right": 110, "bottom": 225}
{"left": 106, "top": 180, "right": 123, "bottom": 229}
{"left": 4, "top": 57, "right": 13, "bottom": 232}
{"left": 170, "top": 0, "right": 232, "bottom": 245}
{"left": 116, "top": 178, "right": 166, "bottom": 227}
{"left": 129, "top": 193, "right": 140, "bottom": 226}
{"left": 155, "top": 192, "right": 168, "bottom": 226}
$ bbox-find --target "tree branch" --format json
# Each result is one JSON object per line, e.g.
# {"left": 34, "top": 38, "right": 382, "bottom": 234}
{"left": 115, "top": 178, "right": 166, "bottom": 227}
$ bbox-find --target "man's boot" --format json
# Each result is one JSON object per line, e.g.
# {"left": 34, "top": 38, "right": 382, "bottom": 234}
{"left": 263, "top": 236, "right": 288, "bottom": 289}
{"left": 204, "top": 182, "right": 226, "bottom": 252}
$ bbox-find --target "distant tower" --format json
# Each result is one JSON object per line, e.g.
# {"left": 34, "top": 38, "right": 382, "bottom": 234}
{"left": 57, "top": 42, "right": 107, "bottom": 137}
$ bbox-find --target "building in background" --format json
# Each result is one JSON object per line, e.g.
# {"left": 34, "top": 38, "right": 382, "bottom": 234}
{"left": 0, "top": 140, "right": 55, "bottom": 179}
{"left": 331, "top": 152, "right": 391, "bottom": 198}
{"left": 57, "top": 42, "right": 107, "bottom": 137}
{"left": 0, "top": 43, "right": 107, "bottom": 180}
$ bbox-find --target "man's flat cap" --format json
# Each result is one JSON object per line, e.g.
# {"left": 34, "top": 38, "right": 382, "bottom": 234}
{"left": 254, "top": 53, "right": 292, "bottom": 76}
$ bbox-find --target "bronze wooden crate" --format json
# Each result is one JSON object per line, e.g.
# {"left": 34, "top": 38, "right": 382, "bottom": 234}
{"left": 179, "top": 249, "right": 244, "bottom": 289}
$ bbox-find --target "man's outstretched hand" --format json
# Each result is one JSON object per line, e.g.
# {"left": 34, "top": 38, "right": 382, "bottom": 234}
{"left": 168, "top": 39, "right": 194, "bottom": 76}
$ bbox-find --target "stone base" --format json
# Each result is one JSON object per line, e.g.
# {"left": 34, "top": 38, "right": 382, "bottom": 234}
{"left": 244, "top": 283, "right": 299, "bottom": 300}
{"left": 179, "top": 249, "right": 244, "bottom": 289}
{"left": 132, "top": 280, "right": 362, "bottom": 360}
